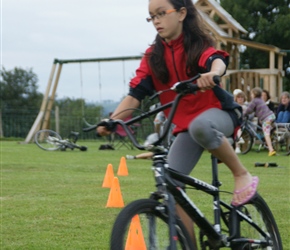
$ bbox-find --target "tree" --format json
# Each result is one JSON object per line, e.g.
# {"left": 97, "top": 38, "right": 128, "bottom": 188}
{"left": 0, "top": 67, "right": 43, "bottom": 109}
{"left": 0, "top": 67, "right": 43, "bottom": 137}
{"left": 220, "top": 0, "right": 290, "bottom": 90}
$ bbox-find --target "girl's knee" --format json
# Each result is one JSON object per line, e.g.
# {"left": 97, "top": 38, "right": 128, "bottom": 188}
{"left": 189, "top": 118, "right": 210, "bottom": 140}
{"left": 189, "top": 118, "right": 223, "bottom": 149}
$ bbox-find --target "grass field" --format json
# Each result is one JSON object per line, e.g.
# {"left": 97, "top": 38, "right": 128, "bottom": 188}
{"left": 1, "top": 140, "right": 290, "bottom": 249}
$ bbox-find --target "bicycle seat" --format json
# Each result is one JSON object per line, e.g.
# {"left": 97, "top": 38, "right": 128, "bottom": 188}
{"left": 68, "top": 131, "right": 79, "bottom": 143}
{"left": 70, "top": 131, "right": 79, "bottom": 136}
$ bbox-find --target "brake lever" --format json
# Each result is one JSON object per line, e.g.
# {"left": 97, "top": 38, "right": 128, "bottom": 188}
{"left": 171, "top": 81, "right": 200, "bottom": 94}
{"left": 170, "top": 74, "right": 201, "bottom": 93}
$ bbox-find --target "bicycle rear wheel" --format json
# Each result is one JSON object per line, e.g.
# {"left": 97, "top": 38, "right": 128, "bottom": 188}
{"left": 237, "top": 128, "right": 253, "bottom": 154}
{"left": 233, "top": 193, "right": 282, "bottom": 249}
{"left": 110, "top": 199, "right": 196, "bottom": 250}
{"left": 34, "top": 129, "right": 62, "bottom": 151}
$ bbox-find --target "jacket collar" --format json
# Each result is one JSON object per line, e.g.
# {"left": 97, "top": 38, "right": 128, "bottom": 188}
{"left": 161, "top": 33, "right": 184, "bottom": 49}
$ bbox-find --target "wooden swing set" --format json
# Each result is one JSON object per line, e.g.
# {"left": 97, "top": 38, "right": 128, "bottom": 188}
{"left": 24, "top": 56, "right": 141, "bottom": 143}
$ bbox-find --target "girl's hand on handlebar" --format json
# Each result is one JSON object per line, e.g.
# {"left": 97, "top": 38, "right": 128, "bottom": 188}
{"left": 96, "top": 119, "right": 117, "bottom": 136}
{"left": 197, "top": 72, "right": 219, "bottom": 92}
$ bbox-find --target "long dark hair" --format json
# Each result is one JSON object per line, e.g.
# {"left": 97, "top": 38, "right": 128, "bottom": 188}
{"left": 262, "top": 89, "right": 271, "bottom": 101}
{"left": 146, "top": 0, "right": 215, "bottom": 83}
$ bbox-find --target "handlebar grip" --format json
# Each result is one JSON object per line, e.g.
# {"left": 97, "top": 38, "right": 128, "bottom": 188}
{"left": 213, "top": 75, "right": 221, "bottom": 85}
{"left": 172, "top": 75, "right": 221, "bottom": 93}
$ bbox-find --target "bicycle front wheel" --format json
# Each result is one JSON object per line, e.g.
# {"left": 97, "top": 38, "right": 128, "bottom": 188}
{"left": 233, "top": 193, "right": 282, "bottom": 249}
{"left": 34, "top": 129, "right": 63, "bottom": 151}
{"left": 110, "top": 199, "right": 196, "bottom": 250}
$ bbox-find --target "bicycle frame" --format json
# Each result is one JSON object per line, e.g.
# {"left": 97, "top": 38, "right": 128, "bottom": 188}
{"left": 46, "top": 136, "right": 69, "bottom": 148}
{"left": 151, "top": 152, "right": 223, "bottom": 244}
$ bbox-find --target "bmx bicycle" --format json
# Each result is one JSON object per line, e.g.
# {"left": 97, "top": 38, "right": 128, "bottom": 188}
{"left": 84, "top": 74, "right": 282, "bottom": 249}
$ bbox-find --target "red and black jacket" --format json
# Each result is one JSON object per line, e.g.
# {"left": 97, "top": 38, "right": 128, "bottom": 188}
{"left": 129, "top": 34, "right": 242, "bottom": 135}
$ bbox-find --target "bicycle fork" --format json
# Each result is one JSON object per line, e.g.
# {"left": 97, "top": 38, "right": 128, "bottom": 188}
{"left": 151, "top": 155, "right": 179, "bottom": 250}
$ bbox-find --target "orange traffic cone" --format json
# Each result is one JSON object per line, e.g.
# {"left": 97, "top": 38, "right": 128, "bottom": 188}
{"left": 117, "top": 156, "right": 128, "bottom": 176}
{"left": 106, "top": 177, "right": 124, "bottom": 208}
{"left": 125, "top": 215, "right": 146, "bottom": 250}
{"left": 102, "top": 164, "right": 114, "bottom": 188}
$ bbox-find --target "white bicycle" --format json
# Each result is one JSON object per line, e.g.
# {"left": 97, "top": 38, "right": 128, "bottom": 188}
{"left": 34, "top": 129, "right": 87, "bottom": 151}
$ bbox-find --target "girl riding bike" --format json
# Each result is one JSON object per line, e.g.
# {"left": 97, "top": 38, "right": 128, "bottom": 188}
{"left": 97, "top": 0, "right": 258, "bottom": 247}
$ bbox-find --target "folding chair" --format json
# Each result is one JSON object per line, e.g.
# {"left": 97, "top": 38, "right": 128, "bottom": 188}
{"left": 112, "top": 124, "right": 134, "bottom": 150}
{"left": 273, "top": 123, "right": 290, "bottom": 154}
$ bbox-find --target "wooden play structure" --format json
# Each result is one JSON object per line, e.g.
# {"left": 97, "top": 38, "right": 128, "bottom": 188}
{"left": 25, "top": 0, "right": 286, "bottom": 143}
{"left": 195, "top": 0, "right": 286, "bottom": 101}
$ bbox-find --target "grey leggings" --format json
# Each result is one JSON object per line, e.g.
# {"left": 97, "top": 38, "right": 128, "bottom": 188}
{"left": 168, "top": 108, "right": 234, "bottom": 175}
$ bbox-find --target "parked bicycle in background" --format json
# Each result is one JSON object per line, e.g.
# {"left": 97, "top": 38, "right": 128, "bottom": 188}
{"left": 235, "top": 115, "right": 274, "bottom": 154}
{"left": 34, "top": 130, "right": 87, "bottom": 151}
{"left": 235, "top": 115, "right": 290, "bottom": 155}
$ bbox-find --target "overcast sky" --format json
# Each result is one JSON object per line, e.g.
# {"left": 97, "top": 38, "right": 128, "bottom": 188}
{"left": 1, "top": 0, "right": 160, "bottom": 102}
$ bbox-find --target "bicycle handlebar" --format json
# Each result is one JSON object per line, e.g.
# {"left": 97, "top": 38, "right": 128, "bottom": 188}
{"left": 83, "top": 74, "right": 221, "bottom": 150}
{"left": 171, "top": 74, "right": 220, "bottom": 93}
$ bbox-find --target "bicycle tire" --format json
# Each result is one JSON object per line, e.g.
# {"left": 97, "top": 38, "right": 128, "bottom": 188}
{"left": 110, "top": 199, "right": 196, "bottom": 250}
{"left": 237, "top": 128, "right": 253, "bottom": 154}
{"left": 34, "top": 129, "right": 63, "bottom": 151}
{"left": 232, "top": 193, "right": 282, "bottom": 249}
{"left": 79, "top": 146, "right": 87, "bottom": 151}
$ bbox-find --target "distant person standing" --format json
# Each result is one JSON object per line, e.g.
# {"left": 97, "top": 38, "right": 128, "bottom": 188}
{"left": 244, "top": 87, "right": 276, "bottom": 156}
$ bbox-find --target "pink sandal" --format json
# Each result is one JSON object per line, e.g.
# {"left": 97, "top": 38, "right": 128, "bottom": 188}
{"left": 231, "top": 176, "right": 259, "bottom": 206}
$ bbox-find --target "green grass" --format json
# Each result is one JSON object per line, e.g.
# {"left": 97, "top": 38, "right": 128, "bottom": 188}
{"left": 1, "top": 141, "right": 289, "bottom": 249}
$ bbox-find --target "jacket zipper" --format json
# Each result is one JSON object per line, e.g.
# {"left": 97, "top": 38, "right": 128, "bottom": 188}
{"left": 170, "top": 47, "right": 181, "bottom": 82}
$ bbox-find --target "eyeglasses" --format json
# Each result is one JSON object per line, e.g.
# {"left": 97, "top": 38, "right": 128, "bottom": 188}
{"left": 146, "top": 9, "right": 177, "bottom": 22}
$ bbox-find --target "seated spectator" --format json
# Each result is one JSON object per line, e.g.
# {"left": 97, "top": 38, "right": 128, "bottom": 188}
{"left": 276, "top": 91, "right": 290, "bottom": 123}
{"left": 234, "top": 90, "right": 248, "bottom": 112}
{"left": 233, "top": 88, "right": 242, "bottom": 97}
{"left": 262, "top": 89, "right": 275, "bottom": 112}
